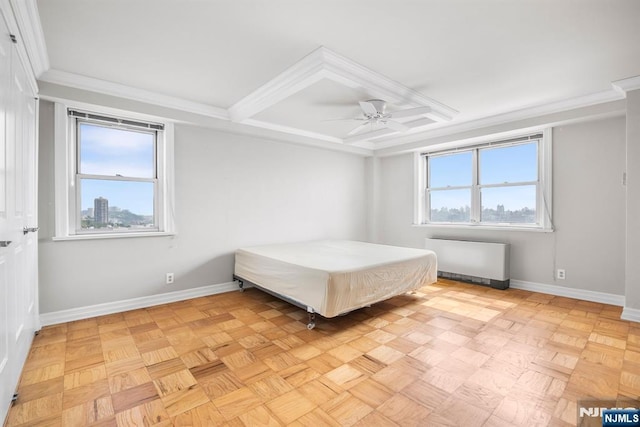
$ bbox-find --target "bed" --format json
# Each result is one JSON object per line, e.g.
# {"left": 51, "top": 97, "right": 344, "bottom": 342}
{"left": 233, "top": 240, "right": 437, "bottom": 329}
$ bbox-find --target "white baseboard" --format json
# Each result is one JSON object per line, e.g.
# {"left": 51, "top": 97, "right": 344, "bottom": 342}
{"left": 621, "top": 307, "right": 640, "bottom": 323}
{"left": 39, "top": 278, "right": 638, "bottom": 326}
{"left": 510, "top": 280, "right": 625, "bottom": 307}
{"left": 40, "top": 281, "right": 245, "bottom": 326}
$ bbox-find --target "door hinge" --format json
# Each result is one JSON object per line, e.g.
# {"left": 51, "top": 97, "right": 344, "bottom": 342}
{"left": 9, "top": 34, "right": 17, "bottom": 44}
{"left": 11, "top": 393, "right": 18, "bottom": 404}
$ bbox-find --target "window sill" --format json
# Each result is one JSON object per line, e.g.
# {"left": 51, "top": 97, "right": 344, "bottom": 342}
{"left": 411, "top": 223, "right": 554, "bottom": 233}
{"left": 52, "top": 232, "right": 176, "bottom": 241}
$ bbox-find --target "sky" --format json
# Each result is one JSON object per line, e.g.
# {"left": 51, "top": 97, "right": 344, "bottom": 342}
{"left": 429, "top": 143, "right": 537, "bottom": 210}
{"left": 79, "top": 123, "right": 155, "bottom": 215}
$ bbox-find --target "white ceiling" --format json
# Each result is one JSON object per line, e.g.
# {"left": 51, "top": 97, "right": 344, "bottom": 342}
{"left": 31, "top": 0, "right": 640, "bottom": 151}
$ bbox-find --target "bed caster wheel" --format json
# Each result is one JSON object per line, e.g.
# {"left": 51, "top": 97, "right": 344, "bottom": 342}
{"left": 239, "top": 287, "right": 245, "bottom": 293}
{"left": 307, "top": 323, "right": 316, "bottom": 330}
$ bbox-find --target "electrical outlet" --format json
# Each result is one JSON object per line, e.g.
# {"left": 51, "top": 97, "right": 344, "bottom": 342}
{"left": 166, "top": 273, "right": 174, "bottom": 284}
{"left": 557, "top": 269, "right": 566, "bottom": 280}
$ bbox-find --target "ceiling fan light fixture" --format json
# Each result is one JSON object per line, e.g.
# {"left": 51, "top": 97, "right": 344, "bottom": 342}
{"left": 359, "top": 99, "right": 387, "bottom": 117}
{"left": 325, "top": 98, "right": 434, "bottom": 139}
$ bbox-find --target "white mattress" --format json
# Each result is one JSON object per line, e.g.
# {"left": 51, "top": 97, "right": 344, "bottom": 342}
{"left": 234, "top": 240, "right": 437, "bottom": 318}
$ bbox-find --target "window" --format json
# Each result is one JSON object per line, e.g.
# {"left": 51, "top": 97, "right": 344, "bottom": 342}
{"left": 417, "top": 131, "right": 552, "bottom": 230}
{"left": 54, "top": 104, "right": 175, "bottom": 239}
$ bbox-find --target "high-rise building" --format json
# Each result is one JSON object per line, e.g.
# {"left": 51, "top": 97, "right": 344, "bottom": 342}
{"left": 94, "top": 197, "right": 109, "bottom": 225}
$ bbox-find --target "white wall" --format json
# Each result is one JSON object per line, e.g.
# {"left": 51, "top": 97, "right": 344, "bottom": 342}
{"left": 625, "top": 90, "right": 640, "bottom": 311}
{"left": 377, "top": 116, "right": 626, "bottom": 295}
{"left": 38, "top": 101, "right": 367, "bottom": 313}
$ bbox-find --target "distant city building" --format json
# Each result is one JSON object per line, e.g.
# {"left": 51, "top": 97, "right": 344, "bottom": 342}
{"left": 94, "top": 197, "right": 109, "bottom": 225}
{"left": 87, "top": 207, "right": 94, "bottom": 218}
{"left": 431, "top": 204, "right": 535, "bottom": 224}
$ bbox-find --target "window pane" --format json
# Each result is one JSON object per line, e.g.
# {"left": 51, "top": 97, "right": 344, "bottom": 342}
{"left": 429, "top": 151, "right": 472, "bottom": 188}
{"left": 80, "top": 179, "right": 155, "bottom": 230}
{"left": 79, "top": 122, "right": 155, "bottom": 178}
{"left": 481, "top": 185, "right": 537, "bottom": 223}
{"left": 430, "top": 189, "right": 471, "bottom": 222}
{"left": 479, "top": 142, "right": 537, "bottom": 185}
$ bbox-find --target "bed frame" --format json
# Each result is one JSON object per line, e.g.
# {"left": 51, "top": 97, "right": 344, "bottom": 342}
{"left": 233, "top": 274, "right": 318, "bottom": 329}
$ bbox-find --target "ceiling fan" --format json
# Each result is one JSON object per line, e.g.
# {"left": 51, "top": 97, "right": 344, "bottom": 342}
{"left": 330, "top": 99, "right": 432, "bottom": 136}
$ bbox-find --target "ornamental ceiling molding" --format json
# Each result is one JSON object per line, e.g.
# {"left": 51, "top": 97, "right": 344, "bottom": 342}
{"left": 228, "top": 46, "right": 458, "bottom": 145}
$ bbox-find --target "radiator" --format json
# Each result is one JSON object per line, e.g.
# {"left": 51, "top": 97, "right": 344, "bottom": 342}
{"left": 425, "top": 238, "right": 510, "bottom": 289}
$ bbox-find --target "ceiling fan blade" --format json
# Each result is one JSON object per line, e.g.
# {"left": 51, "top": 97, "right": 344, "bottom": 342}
{"left": 359, "top": 101, "right": 379, "bottom": 116}
{"left": 390, "top": 106, "right": 432, "bottom": 119}
{"left": 347, "top": 121, "right": 370, "bottom": 136}
{"left": 385, "top": 120, "right": 410, "bottom": 132}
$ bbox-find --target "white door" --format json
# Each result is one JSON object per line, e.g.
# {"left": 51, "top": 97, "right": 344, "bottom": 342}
{"left": 0, "top": 9, "right": 39, "bottom": 424}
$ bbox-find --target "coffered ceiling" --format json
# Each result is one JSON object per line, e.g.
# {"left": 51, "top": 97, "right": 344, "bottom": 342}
{"left": 17, "top": 0, "right": 640, "bottom": 152}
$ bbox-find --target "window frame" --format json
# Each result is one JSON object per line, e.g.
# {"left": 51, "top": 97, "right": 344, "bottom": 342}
{"left": 53, "top": 102, "right": 176, "bottom": 240}
{"left": 415, "top": 129, "right": 553, "bottom": 231}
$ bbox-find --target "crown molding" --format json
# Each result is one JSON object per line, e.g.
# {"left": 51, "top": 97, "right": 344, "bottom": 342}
{"left": 374, "top": 88, "right": 626, "bottom": 154}
{"left": 39, "top": 69, "right": 230, "bottom": 120}
{"left": 240, "top": 119, "right": 376, "bottom": 152}
{"left": 9, "top": 0, "right": 48, "bottom": 77}
{"left": 612, "top": 75, "right": 640, "bottom": 94}
{"left": 39, "top": 65, "right": 628, "bottom": 157}
{"left": 228, "top": 46, "right": 458, "bottom": 129}
{"left": 27, "top": 38, "right": 632, "bottom": 155}
{"left": 241, "top": 118, "right": 344, "bottom": 144}
{"left": 214, "top": 120, "right": 374, "bottom": 155}
{"left": 344, "top": 127, "right": 396, "bottom": 144}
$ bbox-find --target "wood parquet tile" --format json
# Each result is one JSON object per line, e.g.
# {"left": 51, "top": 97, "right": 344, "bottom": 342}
{"left": 5, "top": 278, "right": 640, "bottom": 426}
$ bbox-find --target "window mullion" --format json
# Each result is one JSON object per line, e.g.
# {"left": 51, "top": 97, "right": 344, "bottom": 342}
{"left": 471, "top": 149, "right": 480, "bottom": 223}
{"left": 68, "top": 114, "right": 77, "bottom": 235}
{"left": 479, "top": 181, "right": 539, "bottom": 189}
{"left": 424, "top": 188, "right": 429, "bottom": 224}
{"left": 421, "top": 155, "right": 428, "bottom": 224}
{"left": 75, "top": 173, "right": 82, "bottom": 233}
{"left": 429, "top": 184, "right": 473, "bottom": 191}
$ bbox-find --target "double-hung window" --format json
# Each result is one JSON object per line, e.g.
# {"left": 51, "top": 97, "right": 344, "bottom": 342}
{"left": 54, "top": 104, "right": 175, "bottom": 239}
{"left": 418, "top": 131, "right": 552, "bottom": 230}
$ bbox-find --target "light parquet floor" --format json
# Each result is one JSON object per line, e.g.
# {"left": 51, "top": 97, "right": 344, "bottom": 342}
{"left": 5, "top": 279, "right": 640, "bottom": 426}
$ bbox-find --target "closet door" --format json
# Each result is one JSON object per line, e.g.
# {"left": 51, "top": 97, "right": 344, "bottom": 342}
{"left": 0, "top": 8, "right": 39, "bottom": 423}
